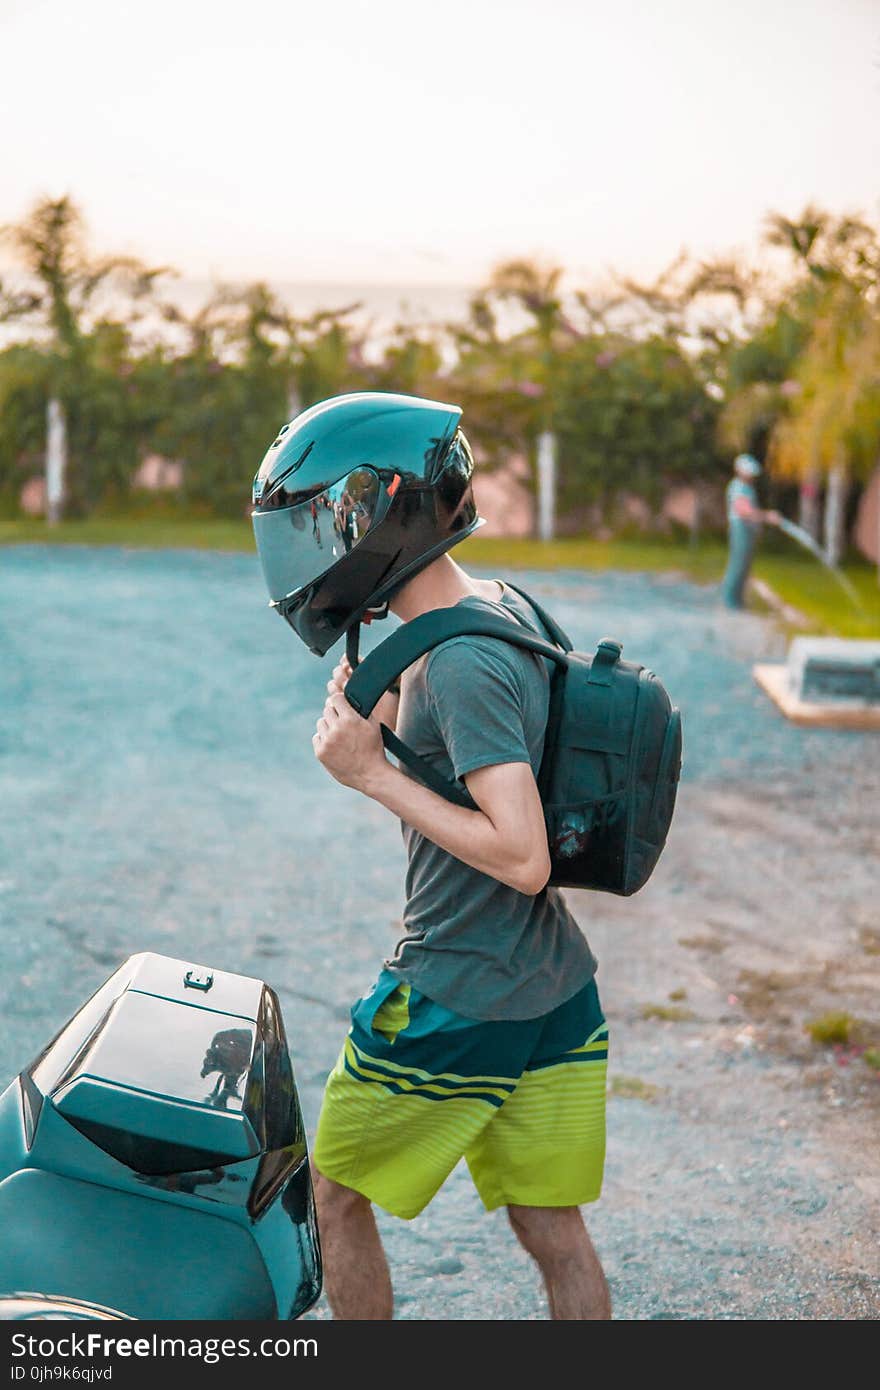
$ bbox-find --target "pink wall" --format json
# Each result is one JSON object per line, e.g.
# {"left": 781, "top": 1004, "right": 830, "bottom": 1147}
{"left": 472, "top": 455, "right": 534, "bottom": 537}
{"left": 853, "top": 466, "right": 879, "bottom": 563}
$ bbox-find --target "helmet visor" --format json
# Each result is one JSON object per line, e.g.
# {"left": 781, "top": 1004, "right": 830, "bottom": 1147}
{"left": 253, "top": 467, "right": 382, "bottom": 607}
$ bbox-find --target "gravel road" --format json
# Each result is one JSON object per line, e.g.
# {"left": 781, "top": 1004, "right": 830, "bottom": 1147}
{"left": 1, "top": 545, "right": 878, "bottom": 1319}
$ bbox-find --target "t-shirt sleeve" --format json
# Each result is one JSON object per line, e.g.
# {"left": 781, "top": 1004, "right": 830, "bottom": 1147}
{"left": 728, "top": 479, "right": 756, "bottom": 510}
{"left": 425, "top": 638, "right": 532, "bottom": 781}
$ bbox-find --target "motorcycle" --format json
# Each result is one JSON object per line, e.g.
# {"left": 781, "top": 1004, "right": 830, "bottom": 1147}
{"left": 0, "top": 953, "right": 322, "bottom": 1320}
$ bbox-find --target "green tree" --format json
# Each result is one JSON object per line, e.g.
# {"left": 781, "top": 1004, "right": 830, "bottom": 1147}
{"left": 762, "top": 208, "right": 880, "bottom": 563}
{"left": 365, "top": 323, "right": 442, "bottom": 398}
{"left": 447, "top": 260, "right": 579, "bottom": 536}
{"left": 553, "top": 335, "right": 719, "bottom": 526}
{"left": 0, "top": 345, "right": 51, "bottom": 513}
{"left": 291, "top": 305, "right": 364, "bottom": 410}
{"left": 0, "top": 195, "right": 165, "bottom": 515}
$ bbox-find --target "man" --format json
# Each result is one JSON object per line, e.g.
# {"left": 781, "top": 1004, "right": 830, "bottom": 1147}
{"left": 720, "top": 453, "right": 780, "bottom": 609}
{"left": 251, "top": 392, "right": 610, "bottom": 1321}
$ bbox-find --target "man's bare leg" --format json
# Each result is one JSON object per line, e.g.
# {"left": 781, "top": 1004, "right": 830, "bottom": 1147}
{"left": 311, "top": 1167, "right": 393, "bottom": 1319}
{"left": 507, "top": 1205, "right": 611, "bottom": 1319}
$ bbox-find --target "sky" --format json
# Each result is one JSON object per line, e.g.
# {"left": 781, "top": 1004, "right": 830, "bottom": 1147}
{"left": 1, "top": 0, "right": 878, "bottom": 291}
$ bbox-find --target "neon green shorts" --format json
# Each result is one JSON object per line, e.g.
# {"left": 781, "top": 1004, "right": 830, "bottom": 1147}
{"left": 313, "top": 971, "right": 608, "bottom": 1220}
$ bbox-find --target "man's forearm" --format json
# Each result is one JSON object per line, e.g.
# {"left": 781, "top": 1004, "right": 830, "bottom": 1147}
{"left": 361, "top": 760, "right": 540, "bottom": 894}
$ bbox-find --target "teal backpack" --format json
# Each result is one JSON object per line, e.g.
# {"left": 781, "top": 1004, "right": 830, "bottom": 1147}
{"left": 345, "top": 585, "right": 682, "bottom": 896}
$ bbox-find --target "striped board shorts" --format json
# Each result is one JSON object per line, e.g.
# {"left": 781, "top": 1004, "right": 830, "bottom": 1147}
{"left": 313, "top": 970, "right": 608, "bottom": 1220}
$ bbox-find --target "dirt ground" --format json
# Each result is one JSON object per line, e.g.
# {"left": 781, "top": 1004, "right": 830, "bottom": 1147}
{"left": 1, "top": 545, "right": 878, "bottom": 1319}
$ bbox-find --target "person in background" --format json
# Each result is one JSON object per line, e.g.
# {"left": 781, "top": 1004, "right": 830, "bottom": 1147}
{"left": 720, "top": 453, "right": 780, "bottom": 609}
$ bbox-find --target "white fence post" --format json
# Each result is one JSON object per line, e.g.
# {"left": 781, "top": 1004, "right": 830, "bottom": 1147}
{"left": 46, "top": 397, "right": 67, "bottom": 526}
{"left": 823, "top": 460, "right": 848, "bottom": 568}
{"left": 537, "top": 430, "right": 556, "bottom": 542}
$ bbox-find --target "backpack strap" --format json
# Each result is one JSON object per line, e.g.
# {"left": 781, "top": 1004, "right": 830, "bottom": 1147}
{"left": 344, "top": 606, "right": 569, "bottom": 811}
{"left": 380, "top": 726, "right": 477, "bottom": 809}
{"left": 491, "top": 584, "right": 573, "bottom": 800}
{"left": 501, "top": 582, "right": 574, "bottom": 653}
{"left": 345, "top": 619, "right": 475, "bottom": 805}
{"left": 345, "top": 608, "right": 567, "bottom": 717}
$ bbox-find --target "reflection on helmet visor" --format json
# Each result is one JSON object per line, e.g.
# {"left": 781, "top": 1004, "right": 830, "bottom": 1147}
{"left": 253, "top": 468, "right": 381, "bottom": 605}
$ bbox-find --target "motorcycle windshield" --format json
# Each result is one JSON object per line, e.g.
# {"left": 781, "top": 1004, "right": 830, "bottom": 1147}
{"left": 252, "top": 467, "right": 381, "bottom": 605}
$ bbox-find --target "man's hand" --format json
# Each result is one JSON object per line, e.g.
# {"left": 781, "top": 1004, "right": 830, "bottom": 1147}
{"left": 326, "top": 655, "right": 353, "bottom": 697}
{"left": 326, "top": 655, "right": 400, "bottom": 730}
{"left": 315, "top": 681, "right": 550, "bottom": 893}
{"left": 313, "top": 690, "right": 388, "bottom": 792}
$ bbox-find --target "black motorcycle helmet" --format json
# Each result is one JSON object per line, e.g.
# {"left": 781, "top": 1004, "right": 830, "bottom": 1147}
{"left": 251, "top": 392, "right": 484, "bottom": 655}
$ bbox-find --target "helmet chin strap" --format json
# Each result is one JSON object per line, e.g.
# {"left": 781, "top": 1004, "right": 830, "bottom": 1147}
{"left": 346, "top": 602, "right": 390, "bottom": 670}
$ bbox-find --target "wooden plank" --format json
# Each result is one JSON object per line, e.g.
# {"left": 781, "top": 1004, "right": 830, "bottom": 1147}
{"left": 753, "top": 663, "right": 880, "bottom": 730}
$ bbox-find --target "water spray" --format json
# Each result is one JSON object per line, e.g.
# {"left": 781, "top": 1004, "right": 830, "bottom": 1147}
{"left": 767, "top": 515, "right": 866, "bottom": 615}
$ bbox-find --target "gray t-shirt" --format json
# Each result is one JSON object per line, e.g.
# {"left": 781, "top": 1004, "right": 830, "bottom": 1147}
{"left": 383, "top": 583, "right": 597, "bottom": 1022}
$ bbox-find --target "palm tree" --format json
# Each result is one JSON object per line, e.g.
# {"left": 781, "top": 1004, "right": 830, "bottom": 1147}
{"left": 2, "top": 195, "right": 166, "bottom": 356}
{"left": 0, "top": 195, "right": 164, "bottom": 519}
{"left": 764, "top": 211, "right": 880, "bottom": 566}
{"left": 769, "top": 275, "right": 880, "bottom": 569}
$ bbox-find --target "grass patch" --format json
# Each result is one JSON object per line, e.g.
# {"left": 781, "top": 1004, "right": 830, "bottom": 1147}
{"left": 608, "top": 1074, "right": 659, "bottom": 1101}
{"left": 0, "top": 516, "right": 257, "bottom": 552}
{"left": 459, "top": 533, "right": 727, "bottom": 584}
{"left": 640, "top": 1003, "right": 696, "bottom": 1023}
{"left": 0, "top": 520, "right": 728, "bottom": 578}
{"left": 678, "top": 933, "right": 726, "bottom": 954}
{"left": 2, "top": 518, "right": 876, "bottom": 637}
{"left": 668, "top": 987, "right": 688, "bottom": 1001}
{"left": 737, "top": 968, "right": 790, "bottom": 1005}
{"left": 752, "top": 553, "right": 880, "bottom": 640}
{"left": 802, "top": 1020, "right": 880, "bottom": 1072}
{"left": 805, "top": 1011, "right": 858, "bottom": 1046}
